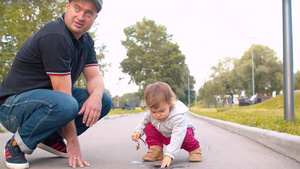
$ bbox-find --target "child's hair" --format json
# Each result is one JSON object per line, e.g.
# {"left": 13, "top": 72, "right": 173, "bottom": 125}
{"left": 144, "top": 82, "right": 177, "bottom": 109}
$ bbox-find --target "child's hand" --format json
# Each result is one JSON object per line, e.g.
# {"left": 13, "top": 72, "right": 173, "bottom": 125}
{"left": 131, "top": 132, "right": 141, "bottom": 142}
{"left": 161, "top": 155, "right": 172, "bottom": 168}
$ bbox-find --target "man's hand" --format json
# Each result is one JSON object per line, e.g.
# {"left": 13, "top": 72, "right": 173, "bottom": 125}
{"left": 80, "top": 66, "right": 105, "bottom": 127}
{"left": 78, "top": 92, "right": 102, "bottom": 127}
{"left": 67, "top": 138, "right": 90, "bottom": 168}
{"left": 161, "top": 155, "right": 172, "bottom": 168}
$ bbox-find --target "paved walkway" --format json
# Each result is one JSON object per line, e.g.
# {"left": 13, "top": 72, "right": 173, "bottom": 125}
{"left": 1, "top": 112, "right": 300, "bottom": 169}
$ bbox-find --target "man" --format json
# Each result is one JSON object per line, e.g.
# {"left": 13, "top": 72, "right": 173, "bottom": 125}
{"left": 250, "top": 93, "right": 258, "bottom": 104}
{"left": 240, "top": 90, "right": 246, "bottom": 98}
{"left": 0, "top": 0, "right": 112, "bottom": 168}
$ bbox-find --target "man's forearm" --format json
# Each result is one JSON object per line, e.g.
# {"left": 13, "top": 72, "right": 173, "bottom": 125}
{"left": 61, "top": 120, "right": 78, "bottom": 143}
{"left": 86, "top": 76, "right": 104, "bottom": 98}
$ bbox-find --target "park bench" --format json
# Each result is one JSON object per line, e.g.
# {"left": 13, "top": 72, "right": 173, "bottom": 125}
{"left": 238, "top": 97, "right": 251, "bottom": 106}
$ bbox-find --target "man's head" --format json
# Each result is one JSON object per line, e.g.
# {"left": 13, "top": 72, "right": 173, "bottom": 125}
{"left": 65, "top": 0, "right": 101, "bottom": 39}
{"left": 69, "top": 0, "right": 103, "bottom": 13}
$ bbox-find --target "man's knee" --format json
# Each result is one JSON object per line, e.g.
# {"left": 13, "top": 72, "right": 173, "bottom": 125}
{"left": 53, "top": 95, "right": 79, "bottom": 121}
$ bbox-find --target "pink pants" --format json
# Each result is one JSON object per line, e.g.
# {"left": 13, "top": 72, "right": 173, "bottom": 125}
{"left": 144, "top": 123, "right": 200, "bottom": 152}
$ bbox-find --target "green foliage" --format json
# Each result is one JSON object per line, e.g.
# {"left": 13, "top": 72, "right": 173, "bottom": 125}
{"left": 231, "top": 44, "right": 283, "bottom": 95}
{"left": 0, "top": 0, "right": 65, "bottom": 82}
{"left": 120, "top": 17, "right": 195, "bottom": 104}
{"left": 294, "top": 70, "right": 300, "bottom": 90}
{"left": 108, "top": 109, "right": 145, "bottom": 116}
{"left": 191, "top": 93, "right": 300, "bottom": 136}
{"left": 198, "top": 57, "right": 233, "bottom": 104}
{"left": 112, "top": 92, "right": 141, "bottom": 108}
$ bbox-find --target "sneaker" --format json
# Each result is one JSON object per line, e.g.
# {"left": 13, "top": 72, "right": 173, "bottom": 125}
{"left": 4, "top": 136, "right": 29, "bottom": 169}
{"left": 37, "top": 132, "right": 68, "bottom": 158}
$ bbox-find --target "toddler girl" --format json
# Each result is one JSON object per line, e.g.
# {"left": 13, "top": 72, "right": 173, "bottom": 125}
{"left": 131, "top": 82, "right": 202, "bottom": 168}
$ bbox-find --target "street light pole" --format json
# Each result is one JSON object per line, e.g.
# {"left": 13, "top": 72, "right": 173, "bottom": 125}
{"left": 188, "top": 69, "right": 190, "bottom": 109}
{"left": 251, "top": 45, "right": 255, "bottom": 96}
{"left": 282, "top": 0, "right": 295, "bottom": 122}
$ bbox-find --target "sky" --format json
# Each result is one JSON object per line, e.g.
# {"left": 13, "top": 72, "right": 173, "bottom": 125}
{"left": 93, "top": 0, "right": 300, "bottom": 97}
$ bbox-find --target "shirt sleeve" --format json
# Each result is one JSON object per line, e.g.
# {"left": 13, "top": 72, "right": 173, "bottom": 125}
{"left": 135, "top": 111, "right": 151, "bottom": 136}
{"left": 84, "top": 34, "right": 98, "bottom": 67}
{"left": 165, "top": 114, "right": 188, "bottom": 159}
{"left": 39, "top": 34, "right": 72, "bottom": 75}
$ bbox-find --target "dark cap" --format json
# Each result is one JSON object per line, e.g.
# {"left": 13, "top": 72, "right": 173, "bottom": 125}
{"left": 91, "top": 0, "right": 103, "bottom": 13}
{"left": 69, "top": 0, "right": 103, "bottom": 13}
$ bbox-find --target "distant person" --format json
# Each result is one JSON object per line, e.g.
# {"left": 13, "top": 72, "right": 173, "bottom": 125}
{"left": 0, "top": 0, "right": 113, "bottom": 168}
{"left": 265, "top": 93, "right": 269, "bottom": 98}
{"left": 279, "top": 90, "right": 283, "bottom": 95}
{"left": 250, "top": 93, "right": 258, "bottom": 104}
{"left": 131, "top": 82, "right": 202, "bottom": 168}
{"left": 272, "top": 90, "right": 276, "bottom": 97}
{"left": 240, "top": 90, "right": 246, "bottom": 98}
{"left": 230, "top": 90, "right": 234, "bottom": 103}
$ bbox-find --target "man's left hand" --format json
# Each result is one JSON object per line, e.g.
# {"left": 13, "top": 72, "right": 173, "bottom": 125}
{"left": 78, "top": 93, "right": 102, "bottom": 127}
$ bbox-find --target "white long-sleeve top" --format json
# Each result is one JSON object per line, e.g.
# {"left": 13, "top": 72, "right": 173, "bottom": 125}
{"left": 135, "top": 100, "right": 196, "bottom": 159}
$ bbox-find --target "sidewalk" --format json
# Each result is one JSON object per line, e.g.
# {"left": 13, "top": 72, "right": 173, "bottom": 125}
{"left": 188, "top": 112, "right": 300, "bottom": 163}
{"left": 1, "top": 112, "right": 300, "bottom": 169}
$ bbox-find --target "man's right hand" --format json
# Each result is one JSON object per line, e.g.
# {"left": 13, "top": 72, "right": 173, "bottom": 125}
{"left": 67, "top": 137, "right": 90, "bottom": 168}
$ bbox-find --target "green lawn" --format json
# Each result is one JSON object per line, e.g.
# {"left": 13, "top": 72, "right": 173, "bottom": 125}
{"left": 190, "top": 93, "right": 300, "bottom": 136}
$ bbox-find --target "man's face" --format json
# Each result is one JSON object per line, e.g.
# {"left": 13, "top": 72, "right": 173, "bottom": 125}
{"left": 64, "top": 0, "right": 98, "bottom": 39}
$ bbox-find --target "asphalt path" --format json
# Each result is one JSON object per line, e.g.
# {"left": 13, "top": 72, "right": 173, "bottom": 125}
{"left": 1, "top": 112, "right": 300, "bottom": 169}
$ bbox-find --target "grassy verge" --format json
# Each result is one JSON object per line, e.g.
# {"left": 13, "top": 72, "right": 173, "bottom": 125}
{"left": 190, "top": 93, "right": 300, "bottom": 136}
{"left": 108, "top": 108, "right": 145, "bottom": 116}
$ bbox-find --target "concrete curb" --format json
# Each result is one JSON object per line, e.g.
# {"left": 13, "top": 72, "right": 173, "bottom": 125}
{"left": 188, "top": 112, "right": 300, "bottom": 163}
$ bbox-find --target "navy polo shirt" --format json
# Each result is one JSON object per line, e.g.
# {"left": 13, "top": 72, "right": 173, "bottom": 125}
{"left": 0, "top": 14, "right": 98, "bottom": 105}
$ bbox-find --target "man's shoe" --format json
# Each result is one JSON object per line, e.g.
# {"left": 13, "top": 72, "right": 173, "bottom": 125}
{"left": 4, "top": 136, "right": 29, "bottom": 169}
{"left": 37, "top": 132, "right": 68, "bottom": 158}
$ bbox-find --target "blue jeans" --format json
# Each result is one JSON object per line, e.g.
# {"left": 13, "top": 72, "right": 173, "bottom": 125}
{"left": 0, "top": 87, "right": 112, "bottom": 154}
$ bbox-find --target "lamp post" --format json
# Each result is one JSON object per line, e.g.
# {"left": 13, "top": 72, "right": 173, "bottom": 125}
{"left": 250, "top": 36, "right": 255, "bottom": 96}
{"left": 251, "top": 45, "right": 255, "bottom": 96}
{"left": 187, "top": 68, "right": 190, "bottom": 109}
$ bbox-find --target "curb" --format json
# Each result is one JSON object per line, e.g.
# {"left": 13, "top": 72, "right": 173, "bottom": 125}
{"left": 188, "top": 112, "right": 300, "bottom": 163}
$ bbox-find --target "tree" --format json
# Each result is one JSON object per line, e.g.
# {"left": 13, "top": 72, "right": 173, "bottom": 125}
{"left": 231, "top": 44, "right": 283, "bottom": 95}
{"left": 294, "top": 70, "right": 300, "bottom": 90}
{"left": 0, "top": 0, "right": 65, "bottom": 81}
{"left": 198, "top": 78, "right": 225, "bottom": 107}
{"left": 197, "top": 57, "right": 233, "bottom": 107}
{"left": 120, "top": 17, "right": 194, "bottom": 104}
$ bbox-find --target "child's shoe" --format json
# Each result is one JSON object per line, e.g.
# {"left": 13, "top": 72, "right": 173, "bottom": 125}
{"left": 143, "top": 145, "right": 163, "bottom": 161}
{"left": 188, "top": 148, "right": 202, "bottom": 162}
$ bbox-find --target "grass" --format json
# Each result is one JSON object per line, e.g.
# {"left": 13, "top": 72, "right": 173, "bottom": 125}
{"left": 190, "top": 93, "right": 300, "bottom": 136}
{"left": 108, "top": 108, "right": 145, "bottom": 115}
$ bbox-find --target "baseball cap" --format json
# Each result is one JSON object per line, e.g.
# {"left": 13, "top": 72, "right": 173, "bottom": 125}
{"left": 69, "top": 0, "right": 103, "bottom": 13}
{"left": 91, "top": 0, "right": 103, "bottom": 13}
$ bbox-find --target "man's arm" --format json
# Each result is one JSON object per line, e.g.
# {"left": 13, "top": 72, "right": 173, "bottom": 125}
{"left": 49, "top": 75, "right": 89, "bottom": 168}
{"left": 78, "top": 66, "right": 104, "bottom": 127}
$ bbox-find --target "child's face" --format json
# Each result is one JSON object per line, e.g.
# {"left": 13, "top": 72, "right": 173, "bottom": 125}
{"left": 149, "top": 102, "right": 172, "bottom": 121}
